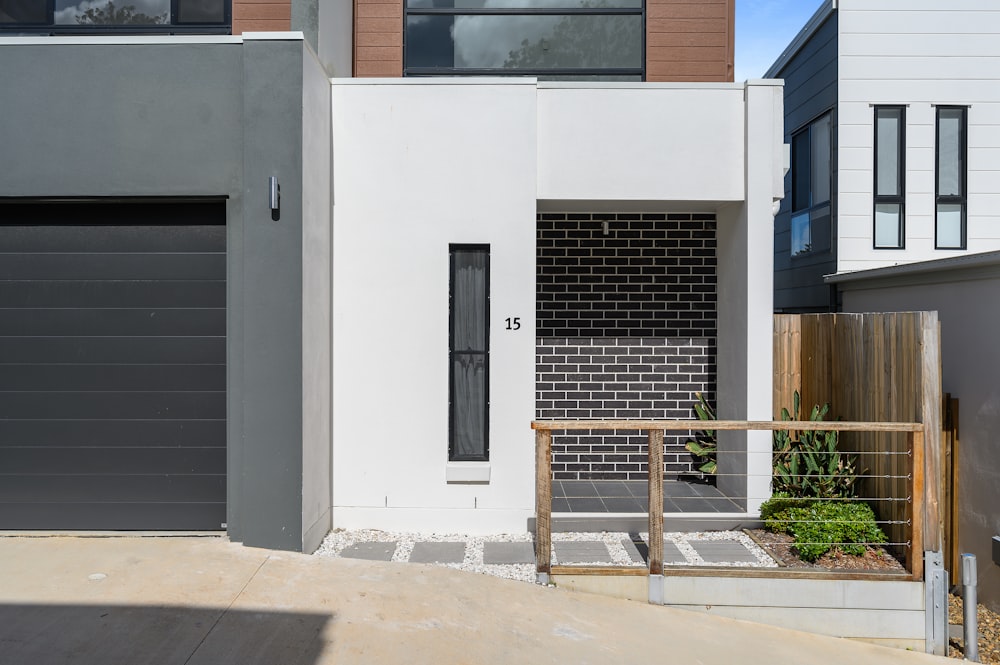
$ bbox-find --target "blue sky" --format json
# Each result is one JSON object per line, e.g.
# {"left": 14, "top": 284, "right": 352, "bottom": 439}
{"left": 735, "top": 0, "right": 824, "bottom": 81}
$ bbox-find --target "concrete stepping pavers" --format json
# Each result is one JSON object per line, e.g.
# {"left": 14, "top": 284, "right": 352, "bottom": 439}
{"left": 689, "top": 540, "right": 760, "bottom": 563}
{"left": 483, "top": 542, "right": 535, "bottom": 565}
{"left": 553, "top": 541, "right": 611, "bottom": 564}
{"left": 409, "top": 542, "right": 466, "bottom": 564}
{"left": 340, "top": 542, "right": 397, "bottom": 561}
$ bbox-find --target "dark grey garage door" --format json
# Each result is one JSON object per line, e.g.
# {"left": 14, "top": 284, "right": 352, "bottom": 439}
{"left": 0, "top": 201, "right": 226, "bottom": 530}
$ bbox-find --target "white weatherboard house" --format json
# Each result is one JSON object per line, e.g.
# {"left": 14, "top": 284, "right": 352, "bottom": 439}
{"left": 330, "top": 79, "right": 785, "bottom": 533}
{"left": 769, "top": 0, "right": 1000, "bottom": 313}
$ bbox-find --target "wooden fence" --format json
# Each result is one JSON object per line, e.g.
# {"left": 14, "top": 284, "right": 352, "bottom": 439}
{"left": 773, "top": 312, "right": 942, "bottom": 562}
{"left": 532, "top": 419, "right": 925, "bottom": 581}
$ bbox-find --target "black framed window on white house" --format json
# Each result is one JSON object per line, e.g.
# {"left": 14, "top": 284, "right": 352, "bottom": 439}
{"left": 404, "top": 0, "right": 644, "bottom": 80}
{"left": 449, "top": 245, "right": 489, "bottom": 461}
{"left": 936, "top": 106, "right": 968, "bottom": 249}
{"left": 874, "top": 106, "right": 905, "bottom": 249}
{"left": 790, "top": 112, "right": 832, "bottom": 257}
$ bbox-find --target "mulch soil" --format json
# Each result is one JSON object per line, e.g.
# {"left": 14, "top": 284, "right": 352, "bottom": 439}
{"left": 746, "top": 529, "right": 906, "bottom": 572}
{"left": 949, "top": 593, "right": 1000, "bottom": 664}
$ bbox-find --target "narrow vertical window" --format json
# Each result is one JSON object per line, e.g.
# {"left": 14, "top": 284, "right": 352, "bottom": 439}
{"left": 449, "top": 245, "right": 489, "bottom": 461}
{"left": 874, "top": 106, "right": 905, "bottom": 249}
{"left": 790, "top": 112, "right": 832, "bottom": 256}
{"left": 936, "top": 106, "right": 967, "bottom": 249}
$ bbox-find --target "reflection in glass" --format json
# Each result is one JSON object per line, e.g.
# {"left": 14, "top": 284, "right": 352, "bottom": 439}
{"left": 0, "top": 0, "right": 47, "bottom": 23}
{"left": 407, "top": 14, "right": 642, "bottom": 70}
{"left": 876, "top": 108, "right": 901, "bottom": 197}
{"left": 55, "top": 0, "right": 169, "bottom": 24}
{"left": 875, "top": 203, "right": 901, "bottom": 248}
{"left": 177, "top": 0, "right": 226, "bottom": 23}
{"left": 937, "top": 108, "right": 963, "bottom": 196}
{"left": 791, "top": 212, "right": 811, "bottom": 256}
{"left": 936, "top": 203, "right": 963, "bottom": 249}
{"left": 810, "top": 114, "right": 831, "bottom": 205}
{"left": 408, "top": 0, "right": 642, "bottom": 8}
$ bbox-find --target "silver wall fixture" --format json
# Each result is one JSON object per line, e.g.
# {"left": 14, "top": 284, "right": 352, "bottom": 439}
{"left": 268, "top": 176, "right": 280, "bottom": 221}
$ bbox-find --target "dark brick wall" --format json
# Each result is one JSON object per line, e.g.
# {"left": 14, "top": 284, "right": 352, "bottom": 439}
{"left": 536, "top": 213, "right": 718, "bottom": 480}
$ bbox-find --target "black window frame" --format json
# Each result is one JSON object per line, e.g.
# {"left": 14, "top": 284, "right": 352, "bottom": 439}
{"left": 789, "top": 111, "right": 833, "bottom": 258}
{"left": 0, "top": 0, "right": 231, "bottom": 34}
{"left": 935, "top": 105, "right": 968, "bottom": 250}
{"left": 873, "top": 105, "right": 906, "bottom": 250}
{"left": 448, "top": 244, "right": 490, "bottom": 462}
{"left": 402, "top": 1, "right": 646, "bottom": 80}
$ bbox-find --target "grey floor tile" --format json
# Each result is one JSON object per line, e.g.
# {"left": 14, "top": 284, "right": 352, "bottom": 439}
{"left": 560, "top": 481, "right": 600, "bottom": 498}
{"left": 672, "top": 496, "right": 720, "bottom": 513}
{"left": 690, "top": 540, "right": 759, "bottom": 563}
{"left": 590, "top": 481, "right": 632, "bottom": 497}
{"left": 551, "top": 481, "right": 568, "bottom": 498}
{"left": 483, "top": 542, "right": 536, "bottom": 565}
{"left": 409, "top": 542, "right": 466, "bottom": 564}
{"left": 602, "top": 497, "right": 644, "bottom": 513}
{"left": 551, "top": 498, "right": 572, "bottom": 513}
{"left": 626, "top": 482, "right": 649, "bottom": 499}
{"left": 566, "top": 497, "right": 606, "bottom": 512}
{"left": 340, "top": 542, "right": 396, "bottom": 561}
{"left": 553, "top": 541, "right": 612, "bottom": 564}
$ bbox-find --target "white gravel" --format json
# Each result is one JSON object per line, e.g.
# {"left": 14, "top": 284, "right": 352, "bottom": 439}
{"left": 315, "top": 528, "right": 778, "bottom": 583}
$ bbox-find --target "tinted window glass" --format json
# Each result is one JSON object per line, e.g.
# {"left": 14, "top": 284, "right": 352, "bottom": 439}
{"left": 408, "top": 0, "right": 642, "bottom": 8}
{"left": 177, "top": 0, "right": 226, "bottom": 23}
{"left": 0, "top": 0, "right": 47, "bottom": 23}
{"left": 55, "top": 0, "right": 170, "bottom": 25}
{"left": 407, "top": 14, "right": 642, "bottom": 70}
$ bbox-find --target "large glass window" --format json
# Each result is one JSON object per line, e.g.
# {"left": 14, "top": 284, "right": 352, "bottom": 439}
{"left": 936, "top": 106, "right": 967, "bottom": 249}
{"left": 790, "top": 112, "right": 832, "bottom": 257}
{"left": 1, "top": 0, "right": 229, "bottom": 32}
{"left": 874, "top": 106, "right": 905, "bottom": 249}
{"left": 405, "top": 0, "right": 644, "bottom": 79}
{"left": 450, "top": 245, "right": 489, "bottom": 461}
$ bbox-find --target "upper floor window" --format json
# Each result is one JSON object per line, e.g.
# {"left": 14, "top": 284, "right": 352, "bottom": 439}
{"left": 936, "top": 106, "right": 967, "bottom": 249}
{"left": 790, "top": 112, "right": 831, "bottom": 257}
{"left": 404, "top": 0, "right": 644, "bottom": 80}
{"left": 0, "top": 0, "right": 230, "bottom": 33}
{"left": 873, "top": 106, "right": 905, "bottom": 249}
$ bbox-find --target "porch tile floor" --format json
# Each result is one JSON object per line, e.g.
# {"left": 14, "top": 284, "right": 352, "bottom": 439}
{"left": 554, "top": 480, "right": 742, "bottom": 513}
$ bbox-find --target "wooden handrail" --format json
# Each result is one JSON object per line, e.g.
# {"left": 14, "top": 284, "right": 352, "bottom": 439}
{"left": 532, "top": 419, "right": 923, "bottom": 432}
{"left": 533, "top": 418, "right": 927, "bottom": 585}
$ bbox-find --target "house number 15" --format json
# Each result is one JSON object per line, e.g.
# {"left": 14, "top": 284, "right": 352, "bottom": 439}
{"left": 505, "top": 317, "right": 521, "bottom": 330}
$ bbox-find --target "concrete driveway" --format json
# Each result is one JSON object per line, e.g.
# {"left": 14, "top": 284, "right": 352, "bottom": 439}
{"left": 0, "top": 536, "right": 948, "bottom": 664}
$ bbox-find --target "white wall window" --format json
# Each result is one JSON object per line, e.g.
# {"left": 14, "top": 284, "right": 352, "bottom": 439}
{"left": 874, "top": 106, "right": 905, "bottom": 249}
{"left": 449, "top": 245, "right": 489, "bottom": 461}
{"left": 936, "top": 106, "right": 967, "bottom": 250}
{"left": 790, "top": 112, "right": 832, "bottom": 256}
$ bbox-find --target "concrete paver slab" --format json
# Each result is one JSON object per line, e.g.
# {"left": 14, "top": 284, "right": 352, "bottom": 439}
{"left": 553, "top": 541, "right": 611, "bottom": 563}
{"left": 664, "top": 541, "right": 688, "bottom": 564}
{"left": 340, "top": 541, "right": 396, "bottom": 561}
{"left": 690, "top": 540, "right": 759, "bottom": 563}
{"left": 408, "top": 542, "right": 465, "bottom": 564}
{"left": 483, "top": 541, "right": 535, "bottom": 565}
{"left": 620, "top": 538, "right": 646, "bottom": 564}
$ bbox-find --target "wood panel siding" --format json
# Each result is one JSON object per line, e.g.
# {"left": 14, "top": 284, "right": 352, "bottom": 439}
{"left": 646, "top": 0, "right": 733, "bottom": 82}
{"left": 354, "top": 0, "right": 402, "bottom": 76}
{"left": 233, "top": 0, "right": 291, "bottom": 34}
{"left": 771, "top": 10, "right": 838, "bottom": 313}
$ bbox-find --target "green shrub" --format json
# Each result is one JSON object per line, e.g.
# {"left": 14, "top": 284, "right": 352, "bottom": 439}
{"left": 684, "top": 392, "right": 717, "bottom": 475}
{"left": 772, "top": 391, "right": 859, "bottom": 499}
{"left": 761, "top": 497, "right": 887, "bottom": 562}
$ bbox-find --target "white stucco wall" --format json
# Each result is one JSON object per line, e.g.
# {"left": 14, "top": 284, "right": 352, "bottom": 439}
{"left": 329, "top": 79, "right": 782, "bottom": 532}
{"left": 537, "top": 83, "right": 746, "bottom": 204}
{"left": 837, "top": 0, "right": 1000, "bottom": 272}
{"left": 331, "top": 80, "right": 538, "bottom": 532}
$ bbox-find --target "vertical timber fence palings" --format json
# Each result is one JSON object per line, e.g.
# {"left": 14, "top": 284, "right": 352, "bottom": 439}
{"left": 531, "top": 419, "right": 926, "bottom": 582}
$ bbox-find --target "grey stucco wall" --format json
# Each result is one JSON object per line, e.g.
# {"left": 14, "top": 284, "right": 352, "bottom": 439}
{"left": 842, "top": 272, "right": 1000, "bottom": 612}
{"left": 0, "top": 38, "right": 318, "bottom": 553}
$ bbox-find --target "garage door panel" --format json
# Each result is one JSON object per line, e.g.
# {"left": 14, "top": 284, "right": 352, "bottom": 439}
{"left": 0, "top": 337, "right": 226, "bottom": 364}
{"left": 0, "top": 474, "right": 226, "bottom": 503}
{"left": 0, "top": 224, "right": 226, "bottom": 253}
{"left": 0, "top": 420, "right": 226, "bottom": 447}
{"left": 0, "top": 308, "right": 226, "bottom": 336}
{"left": 0, "top": 502, "right": 226, "bottom": 531}
{"left": 0, "top": 391, "right": 226, "bottom": 420}
{"left": 0, "top": 280, "right": 226, "bottom": 308}
{"left": 0, "top": 447, "right": 226, "bottom": 475}
{"left": 0, "top": 365, "right": 226, "bottom": 391}
{"left": 0, "top": 253, "right": 226, "bottom": 280}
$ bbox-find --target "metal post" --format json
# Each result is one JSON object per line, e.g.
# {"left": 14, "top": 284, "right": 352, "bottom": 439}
{"left": 962, "top": 553, "right": 979, "bottom": 663}
{"left": 925, "top": 551, "right": 948, "bottom": 656}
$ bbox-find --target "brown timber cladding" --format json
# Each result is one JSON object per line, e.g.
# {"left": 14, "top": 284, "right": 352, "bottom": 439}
{"left": 232, "top": 0, "right": 291, "bottom": 34}
{"left": 355, "top": 0, "right": 404, "bottom": 77}
{"left": 353, "top": 0, "right": 733, "bottom": 79}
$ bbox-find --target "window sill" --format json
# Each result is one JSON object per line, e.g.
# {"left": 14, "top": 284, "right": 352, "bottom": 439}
{"left": 446, "top": 462, "right": 491, "bottom": 484}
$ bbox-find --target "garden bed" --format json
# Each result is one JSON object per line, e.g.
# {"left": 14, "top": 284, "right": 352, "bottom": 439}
{"left": 746, "top": 529, "right": 906, "bottom": 572}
